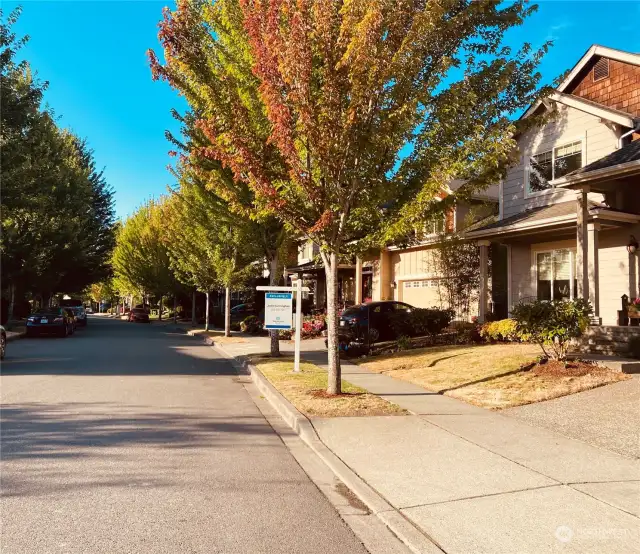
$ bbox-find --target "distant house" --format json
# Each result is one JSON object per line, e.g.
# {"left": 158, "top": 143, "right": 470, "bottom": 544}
{"left": 464, "top": 45, "right": 640, "bottom": 328}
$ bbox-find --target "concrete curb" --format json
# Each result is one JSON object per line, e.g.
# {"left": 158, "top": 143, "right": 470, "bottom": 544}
{"left": 6, "top": 331, "right": 25, "bottom": 343}
{"left": 213, "top": 341, "right": 444, "bottom": 554}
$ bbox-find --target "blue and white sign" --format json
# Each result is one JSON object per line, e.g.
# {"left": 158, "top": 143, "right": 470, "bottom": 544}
{"left": 264, "top": 292, "right": 293, "bottom": 330}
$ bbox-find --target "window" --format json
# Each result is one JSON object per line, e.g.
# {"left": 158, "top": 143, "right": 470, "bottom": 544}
{"left": 528, "top": 140, "right": 583, "bottom": 193}
{"left": 300, "top": 241, "right": 314, "bottom": 260}
{"left": 536, "top": 249, "right": 576, "bottom": 301}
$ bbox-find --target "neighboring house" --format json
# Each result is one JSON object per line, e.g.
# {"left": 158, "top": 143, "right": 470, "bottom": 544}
{"left": 466, "top": 45, "right": 640, "bottom": 326}
{"left": 288, "top": 183, "right": 498, "bottom": 315}
{"left": 369, "top": 182, "right": 498, "bottom": 313}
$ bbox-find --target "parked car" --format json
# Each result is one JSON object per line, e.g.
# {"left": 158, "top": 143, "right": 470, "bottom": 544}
{"left": 26, "top": 307, "right": 75, "bottom": 337}
{"left": 1, "top": 325, "right": 6, "bottom": 360}
{"left": 68, "top": 306, "right": 88, "bottom": 327}
{"left": 128, "top": 308, "right": 150, "bottom": 323}
{"left": 85, "top": 306, "right": 94, "bottom": 314}
{"left": 337, "top": 301, "right": 415, "bottom": 343}
{"left": 230, "top": 303, "right": 257, "bottom": 323}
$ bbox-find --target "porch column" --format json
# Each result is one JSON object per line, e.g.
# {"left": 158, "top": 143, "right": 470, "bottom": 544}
{"left": 576, "top": 187, "right": 589, "bottom": 299}
{"left": 587, "top": 223, "right": 601, "bottom": 323}
{"left": 478, "top": 240, "right": 490, "bottom": 323}
{"left": 355, "top": 257, "right": 363, "bottom": 304}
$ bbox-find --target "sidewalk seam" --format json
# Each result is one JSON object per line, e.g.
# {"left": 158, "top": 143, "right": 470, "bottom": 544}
{"left": 212, "top": 341, "right": 446, "bottom": 554}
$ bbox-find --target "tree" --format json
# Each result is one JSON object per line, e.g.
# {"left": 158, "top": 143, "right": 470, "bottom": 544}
{"left": 152, "top": 0, "right": 550, "bottom": 393}
{"left": 163, "top": 167, "right": 263, "bottom": 334}
{"left": 112, "top": 199, "right": 179, "bottom": 320}
{"left": 148, "top": 0, "right": 291, "bottom": 354}
{"left": 1, "top": 7, "right": 115, "bottom": 316}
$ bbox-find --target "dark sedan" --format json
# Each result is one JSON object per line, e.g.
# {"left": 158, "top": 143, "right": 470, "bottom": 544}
{"left": 128, "top": 308, "right": 150, "bottom": 323}
{"left": 26, "top": 307, "right": 75, "bottom": 337}
{"left": 338, "top": 301, "right": 414, "bottom": 343}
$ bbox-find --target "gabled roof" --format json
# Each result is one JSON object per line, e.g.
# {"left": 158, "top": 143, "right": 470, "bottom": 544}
{"left": 557, "top": 45, "right": 640, "bottom": 94}
{"left": 521, "top": 45, "right": 640, "bottom": 124}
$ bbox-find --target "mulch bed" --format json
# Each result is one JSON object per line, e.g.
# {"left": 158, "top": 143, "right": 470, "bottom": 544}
{"left": 529, "top": 359, "right": 613, "bottom": 377}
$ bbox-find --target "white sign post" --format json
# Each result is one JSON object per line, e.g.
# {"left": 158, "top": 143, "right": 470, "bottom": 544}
{"left": 258, "top": 279, "right": 309, "bottom": 372}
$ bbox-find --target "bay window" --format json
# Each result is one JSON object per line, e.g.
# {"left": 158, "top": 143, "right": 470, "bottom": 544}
{"left": 536, "top": 249, "right": 577, "bottom": 301}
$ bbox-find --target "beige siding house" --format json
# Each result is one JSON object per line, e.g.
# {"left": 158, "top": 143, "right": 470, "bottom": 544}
{"left": 467, "top": 45, "right": 640, "bottom": 329}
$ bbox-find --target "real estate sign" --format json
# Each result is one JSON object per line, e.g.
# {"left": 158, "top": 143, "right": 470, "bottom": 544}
{"left": 264, "top": 292, "right": 293, "bottom": 330}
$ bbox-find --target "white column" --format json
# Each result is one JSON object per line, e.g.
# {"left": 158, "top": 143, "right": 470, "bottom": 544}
{"left": 478, "top": 240, "right": 490, "bottom": 323}
{"left": 355, "top": 257, "right": 363, "bottom": 304}
{"left": 506, "top": 244, "right": 512, "bottom": 315}
{"left": 587, "top": 222, "right": 600, "bottom": 323}
{"left": 576, "top": 187, "right": 589, "bottom": 299}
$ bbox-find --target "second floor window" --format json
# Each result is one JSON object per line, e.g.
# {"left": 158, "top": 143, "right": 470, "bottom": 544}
{"left": 528, "top": 140, "right": 583, "bottom": 193}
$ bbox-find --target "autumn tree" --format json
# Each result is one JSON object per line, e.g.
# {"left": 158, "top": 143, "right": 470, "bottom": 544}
{"left": 148, "top": 0, "right": 290, "bottom": 354}
{"left": 152, "top": 0, "right": 549, "bottom": 393}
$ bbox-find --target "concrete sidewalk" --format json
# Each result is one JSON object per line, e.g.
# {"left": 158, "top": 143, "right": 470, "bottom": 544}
{"left": 219, "top": 338, "right": 640, "bottom": 553}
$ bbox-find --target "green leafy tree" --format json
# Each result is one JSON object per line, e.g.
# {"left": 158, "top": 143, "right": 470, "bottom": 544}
{"left": 112, "top": 199, "right": 179, "bottom": 320}
{"left": 151, "top": 0, "right": 550, "bottom": 393}
{"left": 148, "top": 0, "right": 290, "bottom": 354}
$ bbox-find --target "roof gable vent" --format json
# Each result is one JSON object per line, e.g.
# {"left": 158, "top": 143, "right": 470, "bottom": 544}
{"left": 593, "top": 58, "right": 609, "bottom": 82}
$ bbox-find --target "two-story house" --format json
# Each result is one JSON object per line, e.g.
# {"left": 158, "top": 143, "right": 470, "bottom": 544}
{"left": 466, "top": 45, "right": 640, "bottom": 327}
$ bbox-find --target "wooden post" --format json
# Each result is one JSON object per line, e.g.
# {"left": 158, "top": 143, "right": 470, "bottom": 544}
{"left": 576, "top": 188, "right": 589, "bottom": 299}
{"left": 478, "top": 240, "right": 490, "bottom": 322}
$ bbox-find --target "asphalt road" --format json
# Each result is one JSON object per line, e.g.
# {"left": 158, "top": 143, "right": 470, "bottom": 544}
{"left": 1, "top": 316, "right": 368, "bottom": 554}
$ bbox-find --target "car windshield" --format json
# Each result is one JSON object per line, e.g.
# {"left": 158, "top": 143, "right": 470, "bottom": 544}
{"left": 132, "top": 309, "right": 146, "bottom": 314}
{"left": 33, "top": 308, "right": 62, "bottom": 315}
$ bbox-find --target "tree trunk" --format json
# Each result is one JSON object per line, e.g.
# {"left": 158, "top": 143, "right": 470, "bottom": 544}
{"left": 173, "top": 295, "right": 178, "bottom": 324}
{"left": 191, "top": 291, "right": 197, "bottom": 326}
{"left": 268, "top": 254, "right": 280, "bottom": 357}
{"left": 224, "top": 286, "right": 231, "bottom": 337}
{"left": 205, "top": 291, "right": 210, "bottom": 332}
{"left": 323, "top": 251, "right": 341, "bottom": 394}
{"left": 6, "top": 283, "right": 15, "bottom": 326}
{"left": 159, "top": 297, "right": 163, "bottom": 321}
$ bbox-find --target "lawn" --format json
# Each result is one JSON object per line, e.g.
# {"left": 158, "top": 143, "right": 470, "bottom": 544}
{"left": 250, "top": 356, "right": 406, "bottom": 418}
{"left": 357, "top": 343, "right": 629, "bottom": 409}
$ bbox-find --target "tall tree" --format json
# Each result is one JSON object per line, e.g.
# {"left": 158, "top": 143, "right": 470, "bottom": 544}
{"left": 149, "top": 0, "right": 290, "bottom": 354}
{"left": 112, "top": 199, "right": 179, "bottom": 320}
{"left": 153, "top": 0, "right": 550, "bottom": 393}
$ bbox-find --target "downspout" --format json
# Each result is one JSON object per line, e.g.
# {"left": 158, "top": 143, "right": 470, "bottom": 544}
{"left": 618, "top": 121, "right": 640, "bottom": 148}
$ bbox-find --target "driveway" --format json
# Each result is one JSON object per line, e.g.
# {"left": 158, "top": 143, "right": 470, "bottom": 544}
{"left": 0, "top": 317, "right": 368, "bottom": 554}
{"left": 504, "top": 376, "right": 640, "bottom": 458}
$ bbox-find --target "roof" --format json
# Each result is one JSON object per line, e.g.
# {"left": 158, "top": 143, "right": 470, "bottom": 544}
{"left": 567, "top": 140, "right": 640, "bottom": 176}
{"left": 465, "top": 202, "right": 581, "bottom": 235}
{"left": 521, "top": 45, "right": 640, "bottom": 123}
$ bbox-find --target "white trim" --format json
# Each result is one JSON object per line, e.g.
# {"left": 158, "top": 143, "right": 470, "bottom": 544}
{"left": 396, "top": 273, "right": 441, "bottom": 282}
{"left": 522, "top": 45, "right": 640, "bottom": 121}
{"left": 557, "top": 46, "right": 640, "bottom": 93}
{"left": 549, "top": 93, "right": 635, "bottom": 128}
{"left": 525, "top": 135, "right": 586, "bottom": 198}
{"left": 554, "top": 159, "right": 640, "bottom": 188}
{"left": 506, "top": 244, "right": 512, "bottom": 314}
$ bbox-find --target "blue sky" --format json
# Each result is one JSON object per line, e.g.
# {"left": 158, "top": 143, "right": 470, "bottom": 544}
{"left": 5, "top": 1, "right": 639, "bottom": 220}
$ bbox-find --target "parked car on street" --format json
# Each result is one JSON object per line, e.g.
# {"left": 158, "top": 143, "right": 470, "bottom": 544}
{"left": 68, "top": 306, "right": 88, "bottom": 327}
{"left": 26, "top": 307, "right": 76, "bottom": 337}
{"left": 85, "top": 306, "right": 93, "bottom": 314}
{"left": 128, "top": 308, "right": 150, "bottom": 323}
{"left": 1, "top": 325, "right": 6, "bottom": 360}
{"left": 337, "top": 301, "right": 415, "bottom": 344}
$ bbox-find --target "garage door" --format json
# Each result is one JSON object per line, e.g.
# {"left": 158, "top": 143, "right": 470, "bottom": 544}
{"left": 400, "top": 280, "right": 441, "bottom": 309}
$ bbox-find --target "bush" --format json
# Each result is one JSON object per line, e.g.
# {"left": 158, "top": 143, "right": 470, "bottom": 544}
{"left": 301, "top": 315, "right": 326, "bottom": 338}
{"left": 453, "top": 322, "right": 483, "bottom": 344}
{"left": 511, "top": 299, "right": 592, "bottom": 361}
{"left": 389, "top": 307, "right": 455, "bottom": 338}
{"left": 480, "top": 319, "right": 528, "bottom": 342}
{"left": 278, "top": 329, "right": 292, "bottom": 340}
{"left": 240, "top": 315, "right": 262, "bottom": 334}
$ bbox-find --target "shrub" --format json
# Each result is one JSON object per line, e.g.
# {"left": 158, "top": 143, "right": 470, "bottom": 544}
{"left": 453, "top": 322, "right": 483, "bottom": 344}
{"left": 511, "top": 299, "right": 592, "bottom": 361}
{"left": 240, "top": 315, "right": 262, "bottom": 334}
{"left": 301, "top": 315, "right": 326, "bottom": 338}
{"left": 480, "top": 319, "right": 528, "bottom": 342}
{"left": 397, "top": 335, "right": 412, "bottom": 351}
{"left": 389, "top": 307, "right": 455, "bottom": 338}
{"left": 278, "top": 329, "right": 292, "bottom": 340}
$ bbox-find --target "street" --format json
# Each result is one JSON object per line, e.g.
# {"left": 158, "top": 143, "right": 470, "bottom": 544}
{"left": 1, "top": 317, "right": 368, "bottom": 554}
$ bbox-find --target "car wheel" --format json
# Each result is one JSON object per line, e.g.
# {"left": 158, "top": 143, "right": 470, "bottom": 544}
{"left": 368, "top": 327, "right": 380, "bottom": 343}
{"left": 1, "top": 332, "right": 6, "bottom": 360}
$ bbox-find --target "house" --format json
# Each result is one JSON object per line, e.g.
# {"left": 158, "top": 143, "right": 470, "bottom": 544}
{"left": 464, "top": 45, "right": 640, "bottom": 328}
{"left": 289, "top": 183, "right": 498, "bottom": 316}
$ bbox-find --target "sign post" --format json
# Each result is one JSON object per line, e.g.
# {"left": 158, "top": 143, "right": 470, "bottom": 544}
{"left": 258, "top": 281, "right": 309, "bottom": 372}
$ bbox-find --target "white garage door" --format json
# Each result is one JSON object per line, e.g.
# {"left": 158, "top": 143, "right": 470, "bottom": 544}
{"left": 400, "top": 280, "right": 441, "bottom": 309}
